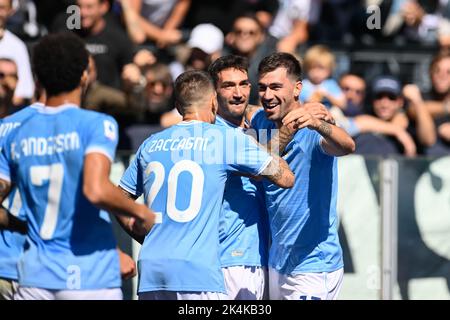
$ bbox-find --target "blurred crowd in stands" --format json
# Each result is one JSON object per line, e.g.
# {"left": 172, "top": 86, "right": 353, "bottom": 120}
{"left": 1, "top": 0, "right": 450, "bottom": 156}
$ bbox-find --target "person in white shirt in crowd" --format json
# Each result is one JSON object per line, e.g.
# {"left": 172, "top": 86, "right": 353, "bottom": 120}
{"left": 0, "top": 0, "right": 34, "bottom": 105}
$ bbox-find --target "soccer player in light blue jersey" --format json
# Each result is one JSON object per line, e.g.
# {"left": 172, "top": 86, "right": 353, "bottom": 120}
{"left": 246, "top": 52, "right": 355, "bottom": 300}
{"left": 0, "top": 102, "right": 42, "bottom": 300}
{"left": 208, "top": 55, "right": 269, "bottom": 300}
{"left": 118, "top": 70, "right": 294, "bottom": 300}
{"left": 0, "top": 32, "right": 155, "bottom": 300}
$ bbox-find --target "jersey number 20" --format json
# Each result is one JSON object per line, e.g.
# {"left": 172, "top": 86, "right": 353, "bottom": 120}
{"left": 145, "top": 160, "right": 204, "bottom": 223}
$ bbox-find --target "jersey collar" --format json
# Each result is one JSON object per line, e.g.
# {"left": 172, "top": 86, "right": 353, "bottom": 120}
{"left": 35, "top": 103, "right": 79, "bottom": 114}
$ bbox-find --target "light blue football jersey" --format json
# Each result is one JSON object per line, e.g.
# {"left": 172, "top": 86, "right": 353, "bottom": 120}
{"left": 0, "top": 104, "right": 40, "bottom": 281}
{"left": 251, "top": 108, "right": 343, "bottom": 275}
{"left": 119, "top": 120, "right": 272, "bottom": 293}
{"left": 0, "top": 104, "right": 121, "bottom": 290}
{"left": 215, "top": 116, "right": 269, "bottom": 268}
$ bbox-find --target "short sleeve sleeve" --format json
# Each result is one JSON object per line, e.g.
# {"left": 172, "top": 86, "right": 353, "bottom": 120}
{"left": 0, "top": 139, "right": 11, "bottom": 182}
{"left": 225, "top": 130, "right": 273, "bottom": 176}
{"left": 84, "top": 115, "right": 119, "bottom": 162}
{"left": 0, "top": 123, "right": 11, "bottom": 182}
{"left": 119, "top": 145, "right": 144, "bottom": 197}
{"left": 295, "top": 128, "right": 327, "bottom": 157}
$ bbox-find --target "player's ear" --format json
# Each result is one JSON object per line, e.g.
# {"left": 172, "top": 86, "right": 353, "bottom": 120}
{"left": 175, "top": 101, "right": 184, "bottom": 116}
{"left": 294, "top": 80, "right": 302, "bottom": 100}
{"left": 211, "top": 91, "right": 218, "bottom": 115}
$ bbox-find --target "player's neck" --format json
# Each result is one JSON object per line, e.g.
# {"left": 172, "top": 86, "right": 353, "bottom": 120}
{"left": 217, "top": 111, "right": 245, "bottom": 128}
{"left": 45, "top": 88, "right": 82, "bottom": 108}
{"left": 183, "top": 111, "right": 213, "bottom": 123}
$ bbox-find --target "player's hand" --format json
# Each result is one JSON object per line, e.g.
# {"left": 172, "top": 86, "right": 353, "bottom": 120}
{"left": 282, "top": 108, "right": 322, "bottom": 131}
{"left": 118, "top": 249, "right": 137, "bottom": 280}
{"left": 303, "top": 102, "right": 335, "bottom": 124}
{"left": 395, "top": 129, "right": 417, "bottom": 157}
{"left": 129, "top": 206, "right": 155, "bottom": 237}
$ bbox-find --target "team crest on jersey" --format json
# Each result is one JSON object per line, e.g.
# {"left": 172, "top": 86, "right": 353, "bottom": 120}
{"left": 103, "top": 120, "right": 116, "bottom": 141}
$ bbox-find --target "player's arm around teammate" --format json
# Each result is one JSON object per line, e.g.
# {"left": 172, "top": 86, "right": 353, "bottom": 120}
{"left": 246, "top": 102, "right": 337, "bottom": 156}
{"left": 84, "top": 152, "right": 155, "bottom": 236}
{"left": 282, "top": 108, "right": 355, "bottom": 156}
{"left": 115, "top": 188, "right": 146, "bottom": 244}
{"left": 0, "top": 180, "right": 26, "bottom": 234}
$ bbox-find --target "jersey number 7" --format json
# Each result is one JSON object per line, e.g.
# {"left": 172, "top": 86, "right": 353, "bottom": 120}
{"left": 30, "top": 163, "right": 64, "bottom": 240}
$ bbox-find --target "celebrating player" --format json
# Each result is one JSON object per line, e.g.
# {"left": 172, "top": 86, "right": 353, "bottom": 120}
{"left": 118, "top": 70, "right": 294, "bottom": 300}
{"left": 0, "top": 32, "right": 155, "bottom": 300}
{"left": 247, "top": 52, "right": 355, "bottom": 300}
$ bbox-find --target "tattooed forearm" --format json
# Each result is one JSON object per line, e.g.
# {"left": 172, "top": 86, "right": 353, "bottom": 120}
{"left": 265, "top": 125, "right": 295, "bottom": 156}
{"left": 262, "top": 160, "right": 283, "bottom": 181}
{"left": 317, "top": 120, "right": 332, "bottom": 137}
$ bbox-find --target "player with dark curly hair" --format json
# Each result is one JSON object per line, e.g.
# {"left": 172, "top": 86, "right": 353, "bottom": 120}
{"left": 0, "top": 32, "right": 155, "bottom": 300}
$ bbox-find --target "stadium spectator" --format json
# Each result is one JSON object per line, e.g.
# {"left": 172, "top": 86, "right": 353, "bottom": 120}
{"left": 6, "top": 0, "right": 43, "bottom": 40}
{"left": 83, "top": 55, "right": 129, "bottom": 115}
{"left": 0, "top": 58, "right": 18, "bottom": 118}
{"left": 224, "top": 13, "right": 276, "bottom": 105}
{"left": 119, "top": 0, "right": 190, "bottom": 47}
{"left": 335, "top": 73, "right": 417, "bottom": 157}
{"left": 355, "top": 75, "right": 435, "bottom": 156}
{"left": 339, "top": 73, "right": 367, "bottom": 117}
{"left": 53, "top": 0, "right": 136, "bottom": 90}
{"left": 300, "top": 45, "right": 346, "bottom": 110}
{"left": 158, "top": 23, "right": 224, "bottom": 129}
{"left": 383, "top": 0, "right": 445, "bottom": 45}
{"left": 122, "top": 62, "right": 175, "bottom": 124}
{"left": 419, "top": 50, "right": 450, "bottom": 155}
{"left": 185, "top": 23, "right": 224, "bottom": 70}
{"left": 400, "top": 0, "right": 441, "bottom": 44}
{"left": 0, "top": 0, "right": 34, "bottom": 105}
{"left": 269, "top": 0, "right": 311, "bottom": 53}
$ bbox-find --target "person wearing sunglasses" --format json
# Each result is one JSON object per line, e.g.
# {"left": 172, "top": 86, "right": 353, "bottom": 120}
{"left": 224, "top": 13, "right": 276, "bottom": 105}
{"left": 330, "top": 73, "right": 418, "bottom": 157}
{"left": 349, "top": 75, "right": 435, "bottom": 157}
